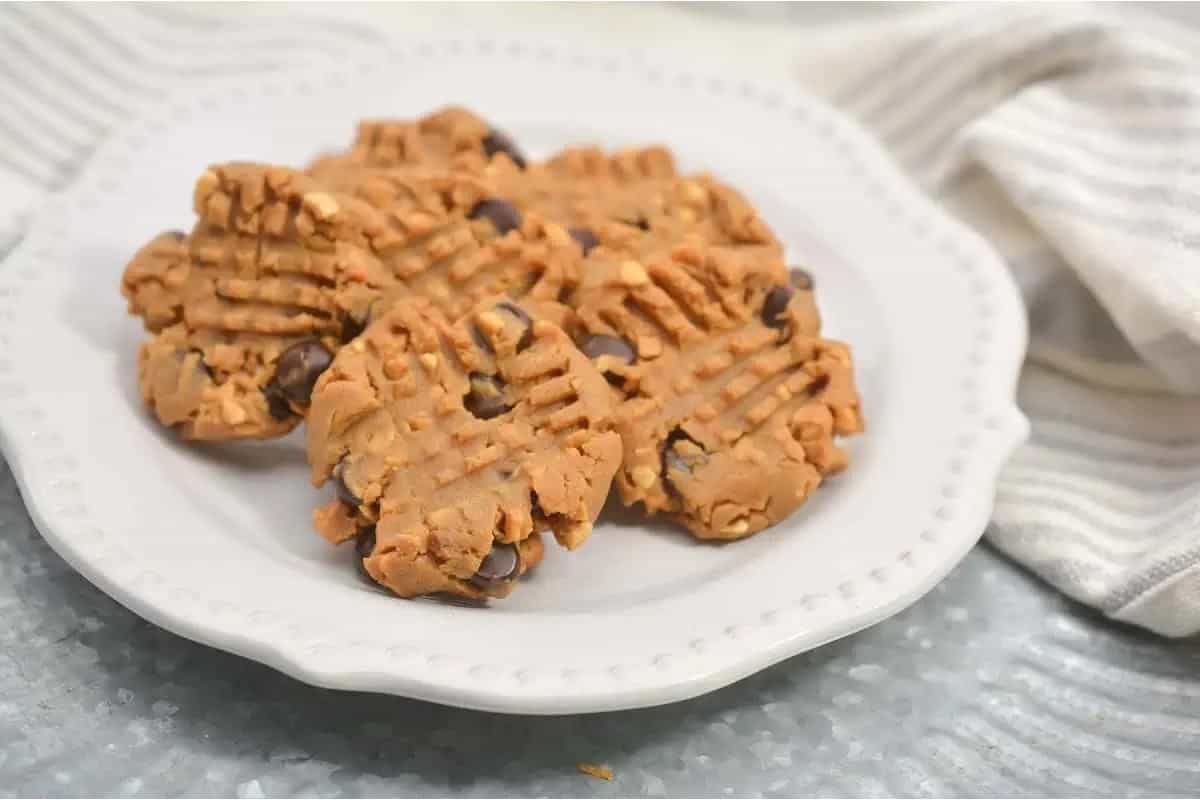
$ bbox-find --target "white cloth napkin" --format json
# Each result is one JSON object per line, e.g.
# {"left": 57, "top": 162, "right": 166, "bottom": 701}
{"left": 1, "top": 3, "right": 1197, "bottom": 636}
{"left": 794, "top": 4, "right": 1200, "bottom": 636}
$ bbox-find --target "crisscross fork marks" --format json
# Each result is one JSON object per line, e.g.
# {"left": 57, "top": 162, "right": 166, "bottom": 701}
{"left": 306, "top": 298, "right": 622, "bottom": 600}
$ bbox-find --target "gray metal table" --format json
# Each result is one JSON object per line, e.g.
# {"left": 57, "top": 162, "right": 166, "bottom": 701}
{"left": 3, "top": 460, "right": 1197, "bottom": 797}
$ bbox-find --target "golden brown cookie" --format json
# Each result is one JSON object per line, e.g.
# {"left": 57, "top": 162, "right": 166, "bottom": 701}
{"left": 121, "top": 231, "right": 192, "bottom": 332}
{"left": 494, "top": 147, "right": 780, "bottom": 254}
{"left": 306, "top": 105, "right": 524, "bottom": 178}
{"left": 306, "top": 297, "right": 622, "bottom": 600}
{"left": 568, "top": 244, "right": 863, "bottom": 540}
{"left": 123, "top": 163, "right": 581, "bottom": 440}
{"left": 313, "top": 137, "right": 780, "bottom": 263}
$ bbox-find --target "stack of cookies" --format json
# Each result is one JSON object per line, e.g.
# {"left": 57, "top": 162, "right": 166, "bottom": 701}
{"left": 121, "top": 106, "right": 864, "bottom": 603}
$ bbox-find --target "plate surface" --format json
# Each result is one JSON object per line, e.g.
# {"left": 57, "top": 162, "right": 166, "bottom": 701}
{"left": 0, "top": 40, "right": 1026, "bottom": 714}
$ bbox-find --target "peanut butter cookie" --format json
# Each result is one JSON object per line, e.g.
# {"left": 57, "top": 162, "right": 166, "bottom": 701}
{"left": 494, "top": 147, "right": 780, "bottom": 256}
{"left": 569, "top": 243, "right": 863, "bottom": 540}
{"left": 306, "top": 104, "right": 526, "bottom": 177}
{"left": 313, "top": 137, "right": 780, "bottom": 263}
{"left": 307, "top": 297, "right": 622, "bottom": 600}
{"left": 123, "top": 163, "right": 580, "bottom": 440}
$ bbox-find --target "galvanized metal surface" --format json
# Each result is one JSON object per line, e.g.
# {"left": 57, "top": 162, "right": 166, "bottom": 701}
{"left": 3, "top": 462, "right": 1197, "bottom": 797}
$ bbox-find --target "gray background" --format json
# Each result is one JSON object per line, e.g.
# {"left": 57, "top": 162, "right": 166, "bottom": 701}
{"left": 3, "top": 3, "right": 1200, "bottom": 797}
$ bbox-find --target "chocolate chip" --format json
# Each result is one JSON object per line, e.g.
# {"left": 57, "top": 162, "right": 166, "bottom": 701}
{"left": 761, "top": 286, "right": 794, "bottom": 329}
{"left": 469, "top": 541, "right": 520, "bottom": 588}
{"left": 354, "top": 526, "right": 377, "bottom": 586}
{"left": 340, "top": 309, "right": 370, "bottom": 344}
{"left": 789, "top": 268, "right": 814, "bottom": 291}
{"left": 580, "top": 333, "right": 635, "bottom": 365}
{"left": 482, "top": 129, "right": 527, "bottom": 169}
{"left": 270, "top": 340, "right": 333, "bottom": 406}
{"left": 496, "top": 301, "right": 534, "bottom": 351}
{"left": 355, "top": 525, "right": 376, "bottom": 559}
{"left": 167, "top": 230, "right": 186, "bottom": 242}
{"left": 620, "top": 215, "right": 650, "bottom": 231}
{"left": 463, "top": 372, "right": 512, "bottom": 420}
{"left": 497, "top": 301, "right": 531, "bottom": 328}
{"left": 469, "top": 199, "right": 522, "bottom": 235}
{"left": 264, "top": 385, "right": 294, "bottom": 421}
{"left": 664, "top": 448, "right": 690, "bottom": 476}
{"left": 530, "top": 489, "right": 565, "bottom": 528}
{"left": 469, "top": 323, "right": 494, "bottom": 355}
{"left": 333, "top": 461, "right": 360, "bottom": 507}
{"left": 568, "top": 226, "right": 599, "bottom": 255}
{"left": 661, "top": 427, "right": 705, "bottom": 495}
{"left": 580, "top": 334, "right": 635, "bottom": 385}
{"left": 188, "top": 349, "right": 215, "bottom": 381}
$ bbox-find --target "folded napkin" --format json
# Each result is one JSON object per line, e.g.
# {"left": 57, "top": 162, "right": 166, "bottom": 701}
{"left": 1, "top": 3, "right": 1196, "bottom": 636}
{"left": 795, "top": 3, "right": 1200, "bottom": 636}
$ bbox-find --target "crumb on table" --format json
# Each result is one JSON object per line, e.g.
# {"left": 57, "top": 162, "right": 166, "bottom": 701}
{"left": 577, "top": 762, "right": 614, "bottom": 781}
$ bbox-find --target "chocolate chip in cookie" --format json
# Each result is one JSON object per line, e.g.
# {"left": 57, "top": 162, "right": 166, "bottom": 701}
{"left": 463, "top": 372, "right": 512, "bottom": 420}
{"left": 353, "top": 526, "right": 384, "bottom": 588}
{"left": 469, "top": 322, "right": 495, "bottom": 355}
{"left": 482, "top": 129, "right": 527, "bottom": 169}
{"left": 660, "top": 426, "right": 706, "bottom": 495}
{"left": 355, "top": 525, "right": 376, "bottom": 559}
{"left": 186, "top": 348, "right": 215, "bottom": 381}
{"left": 469, "top": 542, "right": 520, "bottom": 589}
{"left": 580, "top": 333, "right": 636, "bottom": 365}
{"left": 495, "top": 301, "right": 534, "bottom": 351}
{"left": 761, "top": 286, "right": 794, "bottom": 330}
{"left": 333, "top": 461, "right": 361, "bottom": 507}
{"left": 579, "top": 333, "right": 636, "bottom": 384}
{"left": 263, "top": 388, "right": 295, "bottom": 422}
{"left": 568, "top": 226, "right": 599, "bottom": 255}
{"left": 469, "top": 198, "right": 522, "bottom": 235}
{"left": 340, "top": 309, "right": 372, "bottom": 344}
{"left": 271, "top": 340, "right": 333, "bottom": 407}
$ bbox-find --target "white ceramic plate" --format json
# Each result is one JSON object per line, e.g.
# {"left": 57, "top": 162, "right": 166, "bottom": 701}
{"left": 0, "top": 39, "right": 1027, "bottom": 714}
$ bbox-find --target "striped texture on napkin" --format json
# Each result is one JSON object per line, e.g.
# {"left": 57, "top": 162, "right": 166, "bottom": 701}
{"left": 805, "top": 4, "right": 1200, "bottom": 636}
{"left": 0, "top": 3, "right": 1196, "bottom": 635}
